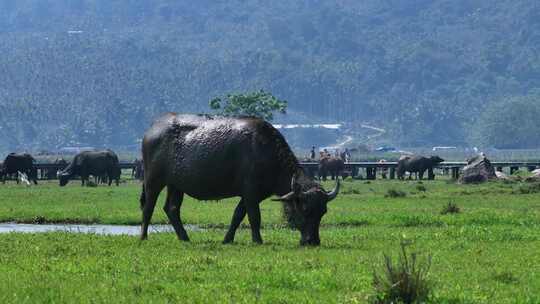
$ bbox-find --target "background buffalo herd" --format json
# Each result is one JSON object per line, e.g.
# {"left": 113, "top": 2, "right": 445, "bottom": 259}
{"left": 0, "top": 150, "right": 444, "bottom": 186}
{"left": 0, "top": 150, "right": 142, "bottom": 186}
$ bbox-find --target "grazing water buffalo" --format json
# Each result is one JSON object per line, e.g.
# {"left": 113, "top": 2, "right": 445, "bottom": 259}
{"left": 140, "top": 113, "right": 340, "bottom": 246}
{"left": 397, "top": 155, "right": 444, "bottom": 180}
{"left": 0, "top": 153, "right": 38, "bottom": 184}
{"left": 58, "top": 150, "right": 121, "bottom": 186}
{"left": 132, "top": 158, "right": 144, "bottom": 180}
{"left": 318, "top": 157, "right": 345, "bottom": 181}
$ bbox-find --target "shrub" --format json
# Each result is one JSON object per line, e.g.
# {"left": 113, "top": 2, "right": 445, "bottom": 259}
{"left": 415, "top": 185, "right": 427, "bottom": 192}
{"left": 371, "top": 241, "right": 432, "bottom": 304}
{"left": 515, "top": 182, "right": 540, "bottom": 194}
{"left": 385, "top": 189, "right": 407, "bottom": 198}
{"left": 342, "top": 187, "right": 361, "bottom": 195}
{"left": 441, "top": 202, "right": 461, "bottom": 215}
{"left": 493, "top": 271, "right": 519, "bottom": 284}
{"left": 32, "top": 215, "right": 46, "bottom": 224}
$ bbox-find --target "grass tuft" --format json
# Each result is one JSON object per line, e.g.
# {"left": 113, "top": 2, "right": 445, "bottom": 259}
{"left": 493, "top": 271, "right": 519, "bottom": 284}
{"left": 441, "top": 202, "right": 461, "bottom": 215}
{"left": 371, "top": 241, "right": 432, "bottom": 304}
{"left": 385, "top": 189, "right": 407, "bottom": 198}
{"left": 515, "top": 182, "right": 540, "bottom": 194}
{"left": 415, "top": 185, "right": 427, "bottom": 192}
{"left": 342, "top": 187, "right": 361, "bottom": 195}
{"left": 32, "top": 215, "right": 46, "bottom": 224}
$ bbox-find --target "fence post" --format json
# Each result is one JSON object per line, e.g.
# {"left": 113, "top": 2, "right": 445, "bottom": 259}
{"left": 451, "top": 167, "right": 459, "bottom": 179}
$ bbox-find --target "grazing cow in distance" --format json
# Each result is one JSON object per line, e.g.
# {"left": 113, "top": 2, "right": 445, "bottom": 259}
{"left": 0, "top": 153, "right": 38, "bottom": 184}
{"left": 318, "top": 156, "right": 345, "bottom": 181}
{"left": 132, "top": 158, "right": 144, "bottom": 180}
{"left": 58, "top": 150, "right": 121, "bottom": 186}
{"left": 397, "top": 155, "right": 444, "bottom": 180}
{"left": 140, "top": 113, "right": 340, "bottom": 246}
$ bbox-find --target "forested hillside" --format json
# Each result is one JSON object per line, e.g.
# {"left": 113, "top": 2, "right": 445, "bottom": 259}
{"left": 1, "top": 0, "right": 539, "bottom": 151}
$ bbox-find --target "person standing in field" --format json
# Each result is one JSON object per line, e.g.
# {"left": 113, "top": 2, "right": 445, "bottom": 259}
{"left": 310, "top": 146, "right": 316, "bottom": 160}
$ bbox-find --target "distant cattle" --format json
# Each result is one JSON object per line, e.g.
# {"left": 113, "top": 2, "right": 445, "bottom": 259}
{"left": 58, "top": 150, "right": 121, "bottom": 186}
{"left": 0, "top": 153, "right": 38, "bottom": 184}
{"left": 132, "top": 158, "right": 144, "bottom": 180}
{"left": 318, "top": 157, "right": 345, "bottom": 181}
{"left": 397, "top": 155, "right": 444, "bottom": 180}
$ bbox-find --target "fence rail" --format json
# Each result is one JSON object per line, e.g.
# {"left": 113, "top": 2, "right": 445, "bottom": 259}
{"left": 4, "top": 161, "right": 539, "bottom": 181}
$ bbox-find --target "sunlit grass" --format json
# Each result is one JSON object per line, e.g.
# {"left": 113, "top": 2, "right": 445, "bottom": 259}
{"left": 0, "top": 179, "right": 539, "bottom": 303}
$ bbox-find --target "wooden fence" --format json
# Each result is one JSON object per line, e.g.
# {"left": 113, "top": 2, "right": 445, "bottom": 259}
{"left": 23, "top": 161, "right": 540, "bottom": 180}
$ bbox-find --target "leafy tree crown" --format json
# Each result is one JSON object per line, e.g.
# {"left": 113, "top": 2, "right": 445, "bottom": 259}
{"left": 209, "top": 90, "right": 287, "bottom": 121}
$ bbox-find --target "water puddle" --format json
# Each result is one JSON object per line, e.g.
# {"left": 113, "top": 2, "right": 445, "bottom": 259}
{"left": 0, "top": 223, "right": 202, "bottom": 235}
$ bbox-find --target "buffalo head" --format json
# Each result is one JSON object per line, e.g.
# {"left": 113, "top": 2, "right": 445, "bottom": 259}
{"left": 273, "top": 177, "right": 340, "bottom": 246}
{"left": 430, "top": 156, "right": 444, "bottom": 164}
{"left": 57, "top": 171, "right": 70, "bottom": 186}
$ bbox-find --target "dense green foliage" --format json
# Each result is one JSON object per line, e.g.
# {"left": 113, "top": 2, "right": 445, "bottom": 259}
{"left": 0, "top": 1, "right": 540, "bottom": 150}
{"left": 0, "top": 180, "right": 539, "bottom": 302}
{"left": 473, "top": 94, "right": 540, "bottom": 149}
{"left": 209, "top": 90, "right": 287, "bottom": 121}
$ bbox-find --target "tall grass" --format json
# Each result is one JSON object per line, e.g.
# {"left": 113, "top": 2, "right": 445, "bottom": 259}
{"left": 372, "top": 241, "right": 432, "bottom": 304}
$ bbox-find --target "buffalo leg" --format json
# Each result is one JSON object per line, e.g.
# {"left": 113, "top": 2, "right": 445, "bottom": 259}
{"left": 223, "top": 199, "right": 247, "bottom": 244}
{"left": 140, "top": 182, "right": 163, "bottom": 240}
{"left": 419, "top": 170, "right": 425, "bottom": 180}
{"left": 163, "top": 186, "right": 189, "bottom": 241}
{"left": 245, "top": 201, "right": 263, "bottom": 244}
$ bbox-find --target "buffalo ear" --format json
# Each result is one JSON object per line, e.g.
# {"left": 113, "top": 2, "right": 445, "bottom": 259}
{"left": 291, "top": 175, "right": 302, "bottom": 195}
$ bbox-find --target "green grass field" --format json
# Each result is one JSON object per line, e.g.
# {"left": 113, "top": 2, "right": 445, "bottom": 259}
{"left": 0, "top": 179, "right": 539, "bottom": 303}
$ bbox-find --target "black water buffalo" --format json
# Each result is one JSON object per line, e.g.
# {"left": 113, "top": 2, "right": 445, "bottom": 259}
{"left": 132, "top": 158, "right": 144, "bottom": 180}
{"left": 318, "top": 157, "right": 345, "bottom": 181}
{"left": 140, "top": 113, "right": 340, "bottom": 246}
{"left": 58, "top": 150, "right": 121, "bottom": 186}
{"left": 0, "top": 153, "right": 38, "bottom": 184}
{"left": 397, "top": 155, "right": 444, "bottom": 180}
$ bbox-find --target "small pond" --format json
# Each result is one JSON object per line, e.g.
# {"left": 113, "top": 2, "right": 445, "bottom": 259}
{"left": 0, "top": 223, "right": 201, "bottom": 235}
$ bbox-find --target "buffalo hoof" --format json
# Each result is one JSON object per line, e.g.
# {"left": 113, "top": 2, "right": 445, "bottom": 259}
{"left": 300, "top": 240, "right": 320, "bottom": 246}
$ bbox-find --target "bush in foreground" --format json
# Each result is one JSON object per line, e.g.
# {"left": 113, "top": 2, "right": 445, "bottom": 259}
{"left": 385, "top": 189, "right": 407, "bottom": 198}
{"left": 440, "top": 202, "right": 461, "bottom": 215}
{"left": 371, "top": 241, "right": 432, "bottom": 304}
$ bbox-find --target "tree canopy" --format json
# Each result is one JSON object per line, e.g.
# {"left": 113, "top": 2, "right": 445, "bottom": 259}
{"left": 209, "top": 90, "right": 287, "bottom": 121}
{"left": 473, "top": 94, "right": 540, "bottom": 149}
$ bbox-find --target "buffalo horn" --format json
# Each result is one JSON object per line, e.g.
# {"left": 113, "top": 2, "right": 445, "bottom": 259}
{"left": 272, "top": 174, "right": 301, "bottom": 202}
{"left": 271, "top": 191, "right": 295, "bottom": 202}
{"left": 326, "top": 179, "right": 340, "bottom": 202}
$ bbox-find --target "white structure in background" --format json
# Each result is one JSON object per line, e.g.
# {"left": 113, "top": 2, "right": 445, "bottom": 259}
{"left": 272, "top": 124, "right": 342, "bottom": 130}
{"left": 432, "top": 146, "right": 457, "bottom": 151}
